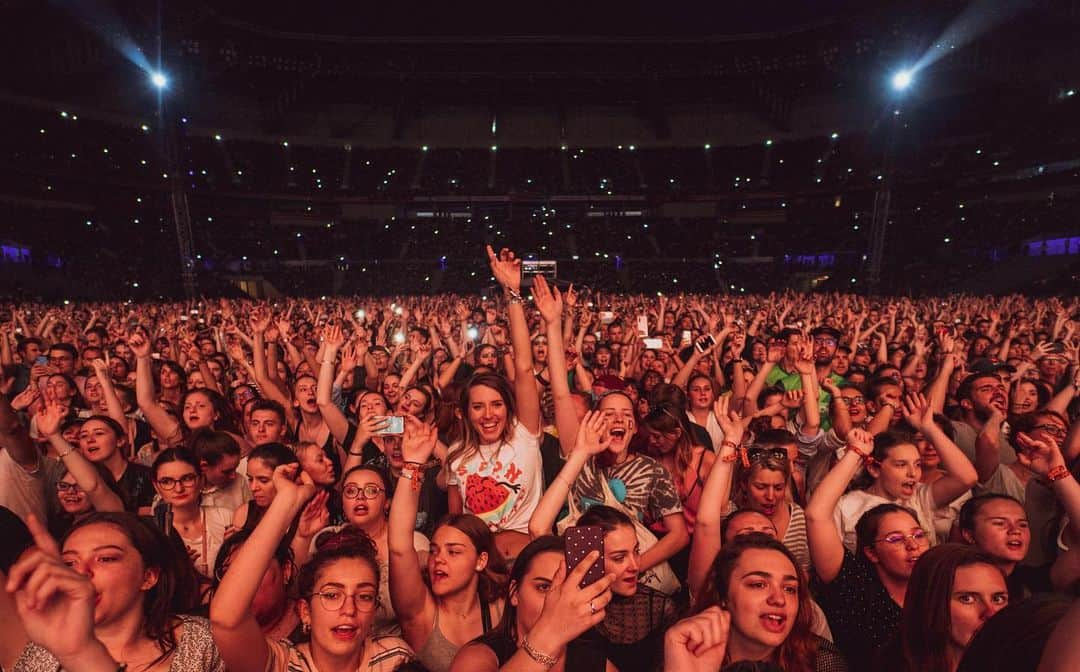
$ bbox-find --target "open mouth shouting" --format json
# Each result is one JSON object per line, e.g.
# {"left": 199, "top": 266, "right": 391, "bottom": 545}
{"left": 331, "top": 624, "right": 360, "bottom": 641}
{"left": 760, "top": 612, "right": 788, "bottom": 634}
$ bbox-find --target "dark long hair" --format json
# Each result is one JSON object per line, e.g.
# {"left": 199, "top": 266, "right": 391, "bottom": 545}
{"left": 957, "top": 594, "right": 1071, "bottom": 672}
{"left": 494, "top": 535, "right": 566, "bottom": 641}
{"left": 888, "top": 544, "right": 1005, "bottom": 672}
{"left": 65, "top": 512, "right": 199, "bottom": 666}
{"left": 180, "top": 388, "right": 239, "bottom": 434}
{"left": 697, "top": 533, "right": 818, "bottom": 672}
{"left": 433, "top": 513, "right": 509, "bottom": 603}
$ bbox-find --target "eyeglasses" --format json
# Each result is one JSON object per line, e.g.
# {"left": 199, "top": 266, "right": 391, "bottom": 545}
{"left": 310, "top": 589, "right": 378, "bottom": 612}
{"left": 155, "top": 473, "right": 198, "bottom": 490}
{"left": 1032, "top": 424, "right": 1067, "bottom": 440}
{"left": 56, "top": 482, "right": 83, "bottom": 493}
{"left": 49, "top": 355, "right": 74, "bottom": 363}
{"left": 875, "top": 529, "right": 929, "bottom": 546}
{"left": 837, "top": 396, "right": 865, "bottom": 406}
{"left": 343, "top": 483, "right": 385, "bottom": 500}
{"left": 746, "top": 447, "right": 790, "bottom": 464}
{"left": 813, "top": 337, "right": 838, "bottom": 347}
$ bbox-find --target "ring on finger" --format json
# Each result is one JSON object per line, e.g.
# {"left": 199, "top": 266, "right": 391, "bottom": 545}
{"left": 589, "top": 600, "right": 597, "bottom": 615}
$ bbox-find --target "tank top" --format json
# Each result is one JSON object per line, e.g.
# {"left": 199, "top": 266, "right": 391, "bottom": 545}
{"left": 415, "top": 597, "right": 493, "bottom": 672}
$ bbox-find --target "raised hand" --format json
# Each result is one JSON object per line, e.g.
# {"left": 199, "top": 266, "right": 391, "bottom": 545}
{"left": 766, "top": 339, "right": 785, "bottom": 364}
{"left": 781, "top": 388, "right": 805, "bottom": 409}
{"left": 712, "top": 394, "right": 745, "bottom": 447}
{"left": 322, "top": 323, "right": 346, "bottom": 354}
{"left": 4, "top": 515, "right": 107, "bottom": 664}
{"left": 270, "top": 463, "right": 317, "bottom": 508}
{"left": 485, "top": 245, "right": 522, "bottom": 292}
{"left": 847, "top": 427, "right": 874, "bottom": 457}
{"left": 900, "top": 392, "right": 935, "bottom": 433}
{"left": 297, "top": 490, "right": 331, "bottom": 538}
{"left": 35, "top": 394, "right": 67, "bottom": 438}
{"left": 1015, "top": 433, "right": 1066, "bottom": 477}
{"left": 793, "top": 341, "right": 815, "bottom": 374}
{"left": 248, "top": 308, "right": 272, "bottom": 336}
{"left": 663, "top": 606, "right": 730, "bottom": 672}
{"left": 10, "top": 383, "right": 42, "bottom": 413}
{"left": 128, "top": 330, "right": 152, "bottom": 359}
{"left": 528, "top": 554, "right": 615, "bottom": 652}
{"left": 574, "top": 411, "right": 611, "bottom": 456}
{"left": 532, "top": 274, "right": 564, "bottom": 324}
{"left": 401, "top": 414, "right": 437, "bottom": 463}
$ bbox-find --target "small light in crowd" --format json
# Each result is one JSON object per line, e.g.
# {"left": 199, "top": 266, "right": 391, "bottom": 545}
{"left": 141, "top": 159, "right": 148, "bottom": 165}
{"left": 764, "top": 139, "right": 773, "bottom": 146}
{"left": 422, "top": 145, "right": 429, "bottom": 152}
{"left": 60, "top": 111, "right": 68, "bottom": 118}
{"left": 975, "top": 149, "right": 982, "bottom": 155}
{"left": 704, "top": 143, "right": 711, "bottom": 150}
{"left": 102, "top": 148, "right": 109, "bottom": 154}
{"left": 296, "top": 232, "right": 302, "bottom": 238}
{"left": 242, "top": 256, "right": 248, "bottom": 261}
{"left": 64, "top": 300, "right": 70, "bottom": 305}
{"left": 944, "top": 237, "right": 951, "bottom": 243}
{"left": 140, "top": 124, "right": 149, "bottom": 132}
{"left": 629, "top": 145, "right": 636, "bottom": 151}
{"left": 491, "top": 145, "right": 498, "bottom": 151}
{"left": 150, "top": 71, "right": 168, "bottom": 89}
{"left": 132, "top": 282, "right": 140, "bottom": 288}
{"left": 273, "top": 249, "right": 279, "bottom": 255}
{"left": 830, "top": 132, "right": 839, "bottom": 140}
{"left": 214, "top": 134, "right": 222, "bottom": 141}
{"left": 850, "top": 277, "right": 857, "bottom": 283}
{"left": 39, "top": 128, "right": 45, "bottom": 134}
{"left": 993, "top": 160, "right": 1000, "bottom": 166}
{"left": 181, "top": 117, "right": 188, "bottom": 123}
{"left": 394, "top": 332, "right": 405, "bottom": 344}
{"left": 561, "top": 144, "right": 568, "bottom": 151}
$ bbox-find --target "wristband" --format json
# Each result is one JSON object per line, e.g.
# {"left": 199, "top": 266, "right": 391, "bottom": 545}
{"left": 1047, "top": 465, "right": 1071, "bottom": 483}
{"left": 56, "top": 445, "right": 74, "bottom": 459}
{"left": 520, "top": 636, "right": 559, "bottom": 668}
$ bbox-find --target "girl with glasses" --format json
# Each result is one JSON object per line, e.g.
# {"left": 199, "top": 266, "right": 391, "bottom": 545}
{"left": 806, "top": 427, "right": 932, "bottom": 670}
{"left": 35, "top": 394, "right": 126, "bottom": 539}
{"left": 292, "top": 465, "right": 431, "bottom": 635}
{"left": 151, "top": 448, "right": 233, "bottom": 586}
{"left": 212, "top": 462, "right": 413, "bottom": 672}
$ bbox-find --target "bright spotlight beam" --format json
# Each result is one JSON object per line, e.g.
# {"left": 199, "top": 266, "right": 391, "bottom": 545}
{"left": 891, "top": 69, "right": 914, "bottom": 91}
{"left": 151, "top": 71, "right": 168, "bottom": 89}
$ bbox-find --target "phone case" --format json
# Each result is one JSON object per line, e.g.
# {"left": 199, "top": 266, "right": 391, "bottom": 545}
{"left": 565, "top": 525, "right": 605, "bottom": 588}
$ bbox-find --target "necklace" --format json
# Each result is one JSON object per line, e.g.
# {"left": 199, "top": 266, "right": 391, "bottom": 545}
{"left": 477, "top": 442, "right": 501, "bottom": 471}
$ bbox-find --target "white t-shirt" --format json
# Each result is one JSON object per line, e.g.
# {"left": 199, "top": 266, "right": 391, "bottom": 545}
{"left": 447, "top": 421, "right": 543, "bottom": 535}
{"left": 835, "top": 482, "right": 939, "bottom": 553}
{"left": 0, "top": 449, "right": 49, "bottom": 524}
{"left": 687, "top": 410, "right": 725, "bottom": 451}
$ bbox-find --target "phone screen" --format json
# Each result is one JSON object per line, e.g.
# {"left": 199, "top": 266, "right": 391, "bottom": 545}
{"left": 374, "top": 416, "right": 405, "bottom": 435}
{"left": 564, "top": 525, "right": 605, "bottom": 588}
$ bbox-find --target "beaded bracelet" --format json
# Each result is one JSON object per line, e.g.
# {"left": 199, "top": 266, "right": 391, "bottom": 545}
{"left": 1047, "top": 465, "right": 1071, "bottom": 483}
{"left": 520, "top": 636, "right": 559, "bottom": 668}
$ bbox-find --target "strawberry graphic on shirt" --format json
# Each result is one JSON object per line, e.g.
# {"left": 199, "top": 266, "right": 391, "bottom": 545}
{"left": 465, "top": 473, "right": 521, "bottom": 526}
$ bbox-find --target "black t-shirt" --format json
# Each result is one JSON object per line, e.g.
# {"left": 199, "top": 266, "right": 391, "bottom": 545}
{"left": 539, "top": 431, "right": 565, "bottom": 490}
{"left": 813, "top": 551, "right": 900, "bottom": 672}
{"left": 116, "top": 462, "right": 155, "bottom": 512}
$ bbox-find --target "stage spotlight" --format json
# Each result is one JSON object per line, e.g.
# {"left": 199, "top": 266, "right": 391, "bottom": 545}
{"left": 150, "top": 71, "right": 168, "bottom": 89}
{"left": 891, "top": 68, "right": 913, "bottom": 91}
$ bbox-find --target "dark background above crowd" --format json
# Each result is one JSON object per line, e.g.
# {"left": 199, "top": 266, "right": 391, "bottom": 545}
{"left": 1, "top": 1, "right": 1079, "bottom": 300}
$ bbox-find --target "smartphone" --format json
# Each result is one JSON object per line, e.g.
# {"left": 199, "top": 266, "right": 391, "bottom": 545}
{"left": 467, "top": 327, "right": 479, "bottom": 340}
{"left": 636, "top": 315, "right": 649, "bottom": 338}
{"left": 564, "top": 525, "right": 606, "bottom": 588}
{"left": 681, "top": 330, "right": 693, "bottom": 347}
{"left": 643, "top": 338, "right": 663, "bottom": 350}
{"left": 521, "top": 260, "right": 557, "bottom": 288}
{"left": 600, "top": 311, "right": 615, "bottom": 325}
{"left": 373, "top": 416, "right": 404, "bottom": 435}
{"left": 35, "top": 355, "right": 49, "bottom": 366}
{"left": 696, "top": 334, "right": 717, "bottom": 353}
